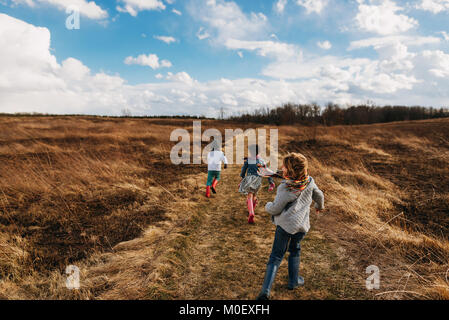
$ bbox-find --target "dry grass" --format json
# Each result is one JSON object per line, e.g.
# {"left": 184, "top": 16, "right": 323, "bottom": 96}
{"left": 0, "top": 116, "right": 448, "bottom": 300}
{"left": 280, "top": 119, "right": 449, "bottom": 299}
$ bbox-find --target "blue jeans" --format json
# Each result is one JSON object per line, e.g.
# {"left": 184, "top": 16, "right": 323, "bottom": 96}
{"left": 259, "top": 226, "right": 306, "bottom": 296}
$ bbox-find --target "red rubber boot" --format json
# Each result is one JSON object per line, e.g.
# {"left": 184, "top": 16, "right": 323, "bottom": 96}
{"left": 211, "top": 179, "right": 218, "bottom": 194}
{"left": 206, "top": 186, "right": 211, "bottom": 198}
{"left": 247, "top": 197, "right": 255, "bottom": 224}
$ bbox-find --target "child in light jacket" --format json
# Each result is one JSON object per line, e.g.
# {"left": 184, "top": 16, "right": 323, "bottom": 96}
{"left": 206, "top": 142, "right": 228, "bottom": 198}
{"left": 256, "top": 152, "right": 324, "bottom": 300}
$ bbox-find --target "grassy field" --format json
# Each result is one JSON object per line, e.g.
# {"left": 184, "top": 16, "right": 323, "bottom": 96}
{"left": 0, "top": 116, "right": 448, "bottom": 299}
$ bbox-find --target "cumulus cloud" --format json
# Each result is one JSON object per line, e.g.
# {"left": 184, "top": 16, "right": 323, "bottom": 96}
{"left": 355, "top": 0, "right": 418, "bottom": 35}
{"left": 116, "top": 0, "right": 165, "bottom": 17}
{"left": 440, "top": 31, "right": 449, "bottom": 40}
{"left": 188, "top": 0, "right": 269, "bottom": 43}
{"left": 172, "top": 8, "right": 182, "bottom": 15}
{"left": 225, "top": 39, "right": 298, "bottom": 60}
{"left": 189, "top": 0, "right": 297, "bottom": 63}
{"left": 415, "top": 0, "right": 449, "bottom": 14}
{"left": 154, "top": 35, "right": 177, "bottom": 44}
{"left": 296, "top": 0, "right": 328, "bottom": 14}
{"left": 8, "top": 0, "right": 108, "bottom": 19}
{"left": 275, "top": 0, "right": 288, "bottom": 13}
{"left": 317, "top": 40, "right": 332, "bottom": 50}
{"left": 165, "top": 71, "right": 195, "bottom": 84}
{"left": 124, "top": 54, "right": 172, "bottom": 69}
{"left": 348, "top": 35, "right": 441, "bottom": 50}
{"left": 196, "top": 27, "right": 210, "bottom": 40}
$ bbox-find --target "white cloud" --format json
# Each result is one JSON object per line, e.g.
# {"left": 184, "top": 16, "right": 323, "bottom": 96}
{"left": 440, "top": 31, "right": 449, "bottom": 40}
{"left": 225, "top": 39, "right": 298, "bottom": 60}
{"left": 165, "top": 71, "right": 195, "bottom": 84}
{"left": 124, "top": 54, "right": 172, "bottom": 69}
{"left": 188, "top": 0, "right": 269, "bottom": 44}
{"left": 189, "top": 0, "right": 300, "bottom": 67}
{"left": 348, "top": 35, "right": 441, "bottom": 50}
{"left": 414, "top": 49, "right": 449, "bottom": 78}
{"left": 9, "top": 0, "right": 108, "bottom": 19}
{"left": 416, "top": 0, "right": 449, "bottom": 14}
{"left": 116, "top": 0, "right": 165, "bottom": 17}
{"left": 172, "top": 8, "right": 182, "bottom": 15}
{"left": 154, "top": 35, "right": 177, "bottom": 44}
{"left": 275, "top": 0, "right": 288, "bottom": 13}
{"left": 317, "top": 40, "right": 332, "bottom": 50}
{"left": 296, "top": 0, "right": 327, "bottom": 14}
{"left": 355, "top": 0, "right": 418, "bottom": 35}
{"left": 196, "top": 27, "right": 210, "bottom": 40}
{"left": 220, "top": 93, "right": 238, "bottom": 106}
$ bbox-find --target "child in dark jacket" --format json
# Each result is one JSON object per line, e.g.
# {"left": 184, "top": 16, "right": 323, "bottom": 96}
{"left": 239, "top": 144, "right": 275, "bottom": 224}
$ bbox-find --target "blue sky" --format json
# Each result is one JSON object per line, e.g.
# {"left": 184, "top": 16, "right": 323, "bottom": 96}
{"left": 1, "top": 0, "right": 449, "bottom": 117}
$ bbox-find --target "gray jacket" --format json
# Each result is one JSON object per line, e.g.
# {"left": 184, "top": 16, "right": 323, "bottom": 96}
{"left": 265, "top": 177, "right": 324, "bottom": 235}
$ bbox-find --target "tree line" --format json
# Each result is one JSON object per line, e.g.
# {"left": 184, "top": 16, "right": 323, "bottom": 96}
{"left": 227, "top": 103, "right": 449, "bottom": 126}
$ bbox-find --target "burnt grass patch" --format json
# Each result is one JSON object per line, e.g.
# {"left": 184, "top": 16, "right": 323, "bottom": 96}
{"left": 0, "top": 187, "right": 167, "bottom": 274}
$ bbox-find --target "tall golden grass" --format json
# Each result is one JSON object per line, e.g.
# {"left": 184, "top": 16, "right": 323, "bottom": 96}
{"left": 0, "top": 116, "right": 447, "bottom": 299}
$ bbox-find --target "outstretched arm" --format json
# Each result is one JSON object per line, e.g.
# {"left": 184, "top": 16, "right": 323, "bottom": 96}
{"left": 222, "top": 154, "right": 228, "bottom": 169}
{"left": 258, "top": 166, "right": 284, "bottom": 179}
{"left": 312, "top": 186, "right": 325, "bottom": 213}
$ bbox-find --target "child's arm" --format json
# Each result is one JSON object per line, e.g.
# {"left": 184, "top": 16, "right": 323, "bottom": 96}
{"left": 222, "top": 153, "right": 228, "bottom": 169}
{"left": 265, "top": 184, "right": 296, "bottom": 216}
{"left": 312, "top": 185, "right": 325, "bottom": 212}
{"left": 240, "top": 159, "right": 248, "bottom": 178}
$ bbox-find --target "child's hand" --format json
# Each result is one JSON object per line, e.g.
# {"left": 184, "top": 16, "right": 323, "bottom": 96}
{"left": 224, "top": 164, "right": 228, "bottom": 169}
{"left": 316, "top": 209, "right": 323, "bottom": 214}
{"left": 257, "top": 167, "right": 275, "bottom": 177}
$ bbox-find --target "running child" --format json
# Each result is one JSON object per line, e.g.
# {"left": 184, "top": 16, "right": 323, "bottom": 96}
{"left": 239, "top": 144, "right": 275, "bottom": 224}
{"left": 206, "top": 141, "right": 228, "bottom": 198}
{"left": 256, "top": 152, "right": 325, "bottom": 300}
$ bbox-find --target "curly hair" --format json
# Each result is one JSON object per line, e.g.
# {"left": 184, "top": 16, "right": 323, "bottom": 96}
{"left": 283, "top": 153, "right": 308, "bottom": 180}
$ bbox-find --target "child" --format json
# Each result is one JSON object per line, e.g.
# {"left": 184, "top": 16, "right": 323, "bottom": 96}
{"left": 256, "top": 152, "right": 324, "bottom": 300}
{"left": 239, "top": 144, "right": 275, "bottom": 224}
{"left": 206, "top": 141, "right": 228, "bottom": 198}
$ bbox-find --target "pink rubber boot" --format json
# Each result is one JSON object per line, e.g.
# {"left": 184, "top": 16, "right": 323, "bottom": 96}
{"left": 247, "top": 197, "right": 255, "bottom": 224}
{"left": 253, "top": 197, "right": 259, "bottom": 210}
